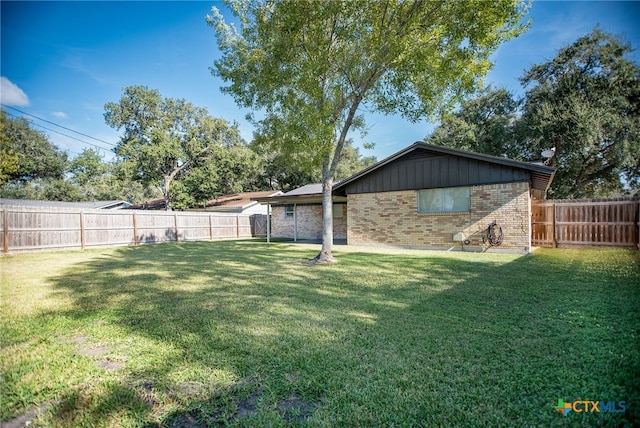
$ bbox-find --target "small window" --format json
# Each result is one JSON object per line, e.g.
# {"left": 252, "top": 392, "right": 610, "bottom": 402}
{"left": 284, "top": 205, "right": 294, "bottom": 219}
{"left": 418, "top": 187, "right": 469, "bottom": 213}
{"left": 333, "top": 204, "right": 344, "bottom": 218}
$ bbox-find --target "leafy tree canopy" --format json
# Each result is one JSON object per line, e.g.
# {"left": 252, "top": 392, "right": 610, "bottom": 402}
{"left": 427, "top": 86, "right": 522, "bottom": 159}
{"left": 520, "top": 28, "right": 640, "bottom": 198}
{"left": 209, "top": 0, "right": 527, "bottom": 261}
{"left": 427, "top": 28, "right": 640, "bottom": 198}
{"left": 0, "top": 109, "right": 68, "bottom": 185}
{"left": 104, "top": 86, "right": 248, "bottom": 209}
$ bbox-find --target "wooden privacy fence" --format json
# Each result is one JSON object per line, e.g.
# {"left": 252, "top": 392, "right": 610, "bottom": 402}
{"left": 1, "top": 207, "right": 269, "bottom": 253}
{"left": 531, "top": 198, "right": 640, "bottom": 249}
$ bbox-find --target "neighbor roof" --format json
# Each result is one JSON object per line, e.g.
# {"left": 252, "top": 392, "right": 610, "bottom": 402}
{"left": 205, "top": 191, "right": 282, "bottom": 212}
{"left": 253, "top": 183, "right": 347, "bottom": 205}
{"left": 0, "top": 199, "right": 130, "bottom": 210}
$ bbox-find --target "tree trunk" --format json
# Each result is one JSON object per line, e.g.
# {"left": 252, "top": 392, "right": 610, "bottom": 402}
{"left": 163, "top": 175, "right": 171, "bottom": 211}
{"left": 312, "top": 177, "right": 337, "bottom": 263}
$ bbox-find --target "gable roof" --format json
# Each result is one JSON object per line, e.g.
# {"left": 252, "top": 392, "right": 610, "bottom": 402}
{"left": 253, "top": 183, "right": 347, "bottom": 205}
{"left": 205, "top": 191, "right": 282, "bottom": 212}
{"left": 127, "top": 198, "right": 167, "bottom": 210}
{"left": 0, "top": 198, "right": 130, "bottom": 210}
{"left": 127, "top": 191, "right": 283, "bottom": 211}
{"left": 333, "top": 142, "right": 555, "bottom": 197}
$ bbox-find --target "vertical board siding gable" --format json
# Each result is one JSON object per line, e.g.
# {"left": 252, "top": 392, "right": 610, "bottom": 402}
{"left": 344, "top": 151, "right": 532, "bottom": 194}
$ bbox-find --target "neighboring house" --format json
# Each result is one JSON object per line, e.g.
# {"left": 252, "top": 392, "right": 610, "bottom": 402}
{"left": 128, "top": 191, "right": 282, "bottom": 214}
{"left": 0, "top": 199, "right": 130, "bottom": 210}
{"left": 256, "top": 142, "right": 555, "bottom": 253}
{"left": 200, "top": 191, "right": 282, "bottom": 215}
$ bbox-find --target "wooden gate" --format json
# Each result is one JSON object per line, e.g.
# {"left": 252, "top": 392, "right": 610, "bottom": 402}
{"left": 251, "top": 214, "right": 268, "bottom": 237}
{"left": 531, "top": 198, "right": 640, "bottom": 249}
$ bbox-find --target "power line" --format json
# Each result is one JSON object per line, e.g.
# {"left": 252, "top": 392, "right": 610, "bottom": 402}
{"left": 1, "top": 104, "right": 117, "bottom": 147}
{"left": 4, "top": 110, "right": 115, "bottom": 154}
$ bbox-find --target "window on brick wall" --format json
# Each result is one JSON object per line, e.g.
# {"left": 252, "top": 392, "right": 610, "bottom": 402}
{"left": 418, "top": 186, "right": 470, "bottom": 213}
{"left": 333, "top": 204, "right": 344, "bottom": 218}
{"left": 284, "top": 205, "right": 294, "bottom": 219}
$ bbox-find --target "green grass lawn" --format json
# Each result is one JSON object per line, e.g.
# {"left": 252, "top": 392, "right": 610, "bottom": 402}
{"left": 1, "top": 241, "right": 639, "bottom": 427}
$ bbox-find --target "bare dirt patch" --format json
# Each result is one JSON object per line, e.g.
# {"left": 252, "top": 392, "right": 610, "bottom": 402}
{"left": 96, "top": 359, "right": 124, "bottom": 371}
{"left": 76, "top": 345, "right": 109, "bottom": 357}
{"left": 236, "top": 390, "right": 261, "bottom": 419}
{"left": 277, "top": 393, "right": 318, "bottom": 423}
{"left": 1, "top": 402, "right": 50, "bottom": 428}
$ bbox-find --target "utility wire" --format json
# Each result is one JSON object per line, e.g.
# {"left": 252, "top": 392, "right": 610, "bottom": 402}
{"left": 4, "top": 110, "right": 115, "bottom": 154}
{"left": 1, "top": 104, "right": 117, "bottom": 147}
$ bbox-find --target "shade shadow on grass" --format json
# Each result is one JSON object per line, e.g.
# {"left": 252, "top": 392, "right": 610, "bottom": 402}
{"left": 1, "top": 241, "right": 638, "bottom": 426}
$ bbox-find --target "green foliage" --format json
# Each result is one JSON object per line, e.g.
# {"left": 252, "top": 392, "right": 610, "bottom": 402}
{"left": 520, "top": 28, "right": 640, "bottom": 198}
{"left": 427, "top": 28, "right": 640, "bottom": 198}
{"left": 2, "top": 242, "right": 638, "bottom": 426}
{"left": 252, "top": 138, "right": 377, "bottom": 191}
{"left": 66, "top": 148, "right": 159, "bottom": 203}
{"left": 334, "top": 140, "right": 377, "bottom": 182}
{"left": 428, "top": 86, "right": 523, "bottom": 159}
{"left": 0, "top": 109, "right": 68, "bottom": 184}
{"left": 209, "top": 0, "right": 527, "bottom": 257}
{"left": 171, "top": 143, "right": 265, "bottom": 210}
{"left": 104, "top": 86, "right": 249, "bottom": 209}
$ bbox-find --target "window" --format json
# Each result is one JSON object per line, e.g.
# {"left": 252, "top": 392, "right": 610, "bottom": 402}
{"left": 418, "top": 186, "right": 469, "bottom": 213}
{"left": 284, "top": 205, "right": 294, "bottom": 219}
{"left": 333, "top": 204, "right": 344, "bottom": 218}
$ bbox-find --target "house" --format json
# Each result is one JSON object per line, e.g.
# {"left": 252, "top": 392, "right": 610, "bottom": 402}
{"left": 128, "top": 191, "right": 282, "bottom": 214}
{"left": 200, "top": 191, "right": 282, "bottom": 215}
{"left": 0, "top": 198, "right": 130, "bottom": 210}
{"left": 255, "top": 142, "right": 555, "bottom": 253}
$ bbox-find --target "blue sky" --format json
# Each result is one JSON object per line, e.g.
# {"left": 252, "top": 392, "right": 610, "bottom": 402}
{"left": 2, "top": 1, "right": 639, "bottom": 162}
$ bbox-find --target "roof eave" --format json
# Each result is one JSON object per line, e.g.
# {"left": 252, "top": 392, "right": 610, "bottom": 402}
{"left": 253, "top": 194, "right": 347, "bottom": 205}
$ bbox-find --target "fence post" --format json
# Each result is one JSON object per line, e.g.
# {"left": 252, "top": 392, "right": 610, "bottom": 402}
{"left": 2, "top": 210, "right": 8, "bottom": 254}
{"left": 236, "top": 215, "right": 240, "bottom": 238}
{"left": 80, "top": 212, "right": 86, "bottom": 250}
{"left": 132, "top": 212, "right": 138, "bottom": 245}
{"left": 209, "top": 215, "right": 213, "bottom": 241}
{"left": 174, "top": 213, "right": 179, "bottom": 242}
{"left": 551, "top": 202, "right": 557, "bottom": 248}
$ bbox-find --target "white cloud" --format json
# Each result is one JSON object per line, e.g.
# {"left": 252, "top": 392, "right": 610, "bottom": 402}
{"left": 51, "top": 111, "right": 68, "bottom": 119}
{"left": 0, "top": 77, "right": 30, "bottom": 106}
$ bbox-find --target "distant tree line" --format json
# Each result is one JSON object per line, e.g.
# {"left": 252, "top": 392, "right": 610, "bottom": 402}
{"left": 0, "top": 86, "right": 375, "bottom": 209}
{"left": 2, "top": 28, "right": 637, "bottom": 208}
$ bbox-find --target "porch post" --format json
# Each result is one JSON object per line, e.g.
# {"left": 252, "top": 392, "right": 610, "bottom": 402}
{"left": 266, "top": 203, "right": 271, "bottom": 243}
{"left": 293, "top": 203, "right": 297, "bottom": 242}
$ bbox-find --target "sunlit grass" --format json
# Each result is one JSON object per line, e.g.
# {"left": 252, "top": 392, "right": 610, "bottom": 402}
{"left": 1, "top": 241, "right": 638, "bottom": 426}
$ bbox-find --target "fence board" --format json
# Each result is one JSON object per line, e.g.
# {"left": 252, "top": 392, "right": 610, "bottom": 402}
{"left": 532, "top": 198, "right": 639, "bottom": 249}
{"left": 1, "top": 206, "right": 263, "bottom": 253}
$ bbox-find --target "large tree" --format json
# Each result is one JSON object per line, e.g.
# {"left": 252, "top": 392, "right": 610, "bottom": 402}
{"left": 427, "top": 86, "right": 522, "bottom": 159}
{"left": 0, "top": 109, "right": 67, "bottom": 186}
{"left": 426, "top": 29, "right": 640, "bottom": 198}
{"left": 252, "top": 138, "right": 377, "bottom": 192}
{"left": 520, "top": 28, "right": 640, "bottom": 198}
{"left": 104, "top": 86, "right": 245, "bottom": 210}
{"left": 209, "top": 0, "right": 527, "bottom": 262}
{"left": 171, "top": 142, "right": 265, "bottom": 210}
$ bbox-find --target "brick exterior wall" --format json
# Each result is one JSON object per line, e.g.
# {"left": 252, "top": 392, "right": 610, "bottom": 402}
{"left": 271, "top": 204, "right": 347, "bottom": 240}
{"left": 347, "top": 182, "right": 532, "bottom": 252}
